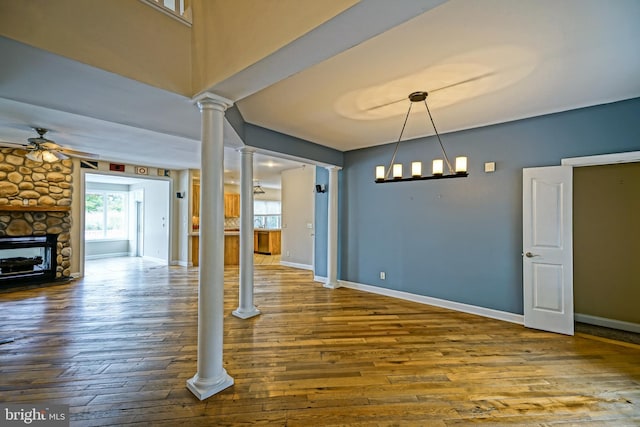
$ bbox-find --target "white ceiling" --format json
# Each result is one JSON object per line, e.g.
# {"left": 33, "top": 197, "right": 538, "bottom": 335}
{"left": 1, "top": 0, "right": 639, "bottom": 187}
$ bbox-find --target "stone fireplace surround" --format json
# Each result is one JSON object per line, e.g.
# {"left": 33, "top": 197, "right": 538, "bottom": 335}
{"left": 0, "top": 149, "right": 73, "bottom": 281}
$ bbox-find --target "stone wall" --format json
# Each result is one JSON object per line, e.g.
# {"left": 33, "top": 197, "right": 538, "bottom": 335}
{"left": 0, "top": 149, "right": 73, "bottom": 279}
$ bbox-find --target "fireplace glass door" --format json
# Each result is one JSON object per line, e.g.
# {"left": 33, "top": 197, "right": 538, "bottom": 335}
{"left": 0, "top": 235, "right": 57, "bottom": 284}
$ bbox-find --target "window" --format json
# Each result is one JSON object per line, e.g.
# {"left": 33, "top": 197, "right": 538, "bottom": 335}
{"left": 85, "top": 191, "right": 128, "bottom": 240}
{"left": 254, "top": 200, "right": 281, "bottom": 229}
{"left": 139, "top": 0, "right": 192, "bottom": 25}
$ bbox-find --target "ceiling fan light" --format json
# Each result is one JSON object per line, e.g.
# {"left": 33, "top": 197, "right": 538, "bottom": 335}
{"left": 25, "top": 150, "right": 43, "bottom": 162}
{"left": 41, "top": 150, "right": 59, "bottom": 163}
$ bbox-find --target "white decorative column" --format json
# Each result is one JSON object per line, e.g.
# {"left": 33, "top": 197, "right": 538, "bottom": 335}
{"left": 324, "top": 166, "right": 341, "bottom": 289}
{"left": 233, "top": 147, "right": 260, "bottom": 319}
{"left": 187, "top": 92, "right": 234, "bottom": 400}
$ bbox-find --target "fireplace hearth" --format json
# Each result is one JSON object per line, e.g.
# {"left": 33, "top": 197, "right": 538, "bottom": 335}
{"left": 0, "top": 235, "right": 57, "bottom": 285}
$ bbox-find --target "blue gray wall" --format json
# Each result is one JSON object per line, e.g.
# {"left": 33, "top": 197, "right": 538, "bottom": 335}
{"left": 341, "top": 97, "right": 640, "bottom": 314}
{"left": 227, "top": 106, "right": 344, "bottom": 167}
{"left": 244, "top": 123, "right": 343, "bottom": 167}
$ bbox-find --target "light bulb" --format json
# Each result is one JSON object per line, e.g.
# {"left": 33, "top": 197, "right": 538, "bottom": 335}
{"left": 455, "top": 156, "right": 468, "bottom": 174}
{"left": 411, "top": 162, "right": 422, "bottom": 177}
{"left": 392, "top": 164, "right": 403, "bottom": 179}
{"left": 432, "top": 159, "right": 444, "bottom": 175}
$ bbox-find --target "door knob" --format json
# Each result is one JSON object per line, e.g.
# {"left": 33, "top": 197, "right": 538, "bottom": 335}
{"left": 524, "top": 252, "right": 538, "bottom": 258}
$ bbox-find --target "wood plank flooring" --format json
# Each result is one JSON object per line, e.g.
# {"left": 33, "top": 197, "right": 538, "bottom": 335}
{"left": 1, "top": 257, "right": 638, "bottom": 426}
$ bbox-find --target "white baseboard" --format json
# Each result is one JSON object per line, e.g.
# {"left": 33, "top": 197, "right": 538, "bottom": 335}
{"left": 575, "top": 313, "right": 640, "bottom": 333}
{"left": 280, "top": 261, "right": 313, "bottom": 271}
{"left": 85, "top": 252, "right": 129, "bottom": 260}
{"left": 314, "top": 275, "right": 327, "bottom": 283}
{"left": 142, "top": 256, "right": 168, "bottom": 264}
{"left": 337, "top": 280, "right": 524, "bottom": 325}
{"left": 171, "top": 260, "right": 190, "bottom": 267}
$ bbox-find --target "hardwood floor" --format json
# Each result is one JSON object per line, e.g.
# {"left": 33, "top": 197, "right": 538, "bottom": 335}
{"left": 1, "top": 258, "right": 639, "bottom": 426}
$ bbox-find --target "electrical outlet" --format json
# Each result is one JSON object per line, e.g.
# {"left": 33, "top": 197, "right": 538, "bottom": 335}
{"left": 379, "top": 272, "right": 386, "bottom": 280}
{"left": 286, "top": 251, "right": 290, "bottom": 257}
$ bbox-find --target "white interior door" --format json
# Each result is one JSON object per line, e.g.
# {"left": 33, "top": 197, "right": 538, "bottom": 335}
{"left": 523, "top": 166, "right": 574, "bottom": 335}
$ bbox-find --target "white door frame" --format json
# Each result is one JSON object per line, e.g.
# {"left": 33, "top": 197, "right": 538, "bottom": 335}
{"left": 79, "top": 169, "right": 173, "bottom": 278}
{"left": 523, "top": 151, "right": 640, "bottom": 333}
{"left": 561, "top": 151, "right": 640, "bottom": 168}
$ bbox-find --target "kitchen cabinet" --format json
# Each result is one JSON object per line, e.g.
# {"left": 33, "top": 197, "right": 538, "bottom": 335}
{"left": 224, "top": 193, "right": 240, "bottom": 218}
{"left": 190, "top": 234, "right": 240, "bottom": 266}
{"left": 191, "top": 235, "right": 199, "bottom": 266}
{"left": 191, "top": 178, "right": 239, "bottom": 230}
{"left": 224, "top": 234, "right": 240, "bottom": 265}
{"left": 254, "top": 230, "right": 281, "bottom": 255}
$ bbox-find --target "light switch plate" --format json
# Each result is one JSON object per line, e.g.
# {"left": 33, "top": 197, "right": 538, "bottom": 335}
{"left": 484, "top": 162, "right": 496, "bottom": 173}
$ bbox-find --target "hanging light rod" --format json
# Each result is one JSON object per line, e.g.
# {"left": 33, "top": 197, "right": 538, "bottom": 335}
{"left": 375, "top": 91, "right": 468, "bottom": 183}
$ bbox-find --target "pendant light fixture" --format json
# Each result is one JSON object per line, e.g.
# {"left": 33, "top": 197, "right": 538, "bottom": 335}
{"left": 253, "top": 183, "right": 266, "bottom": 194}
{"left": 375, "top": 91, "right": 468, "bottom": 183}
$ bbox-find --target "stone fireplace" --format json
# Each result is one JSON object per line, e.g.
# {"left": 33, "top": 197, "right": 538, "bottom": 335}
{"left": 0, "top": 149, "right": 73, "bottom": 283}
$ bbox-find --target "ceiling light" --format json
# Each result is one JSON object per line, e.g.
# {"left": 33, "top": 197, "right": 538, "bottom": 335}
{"left": 25, "top": 147, "right": 68, "bottom": 163}
{"left": 375, "top": 91, "right": 468, "bottom": 183}
{"left": 25, "top": 150, "right": 43, "bottom": 162}
{"left": 253, "top": 183, "right": 266, "bottom": 194}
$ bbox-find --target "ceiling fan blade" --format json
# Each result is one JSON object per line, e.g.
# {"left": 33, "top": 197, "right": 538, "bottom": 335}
{"left": 0, "top": 140, "right": 28, "bottom": 150}
{"left": 58, "top": 147, "right": 100, "bottom": 159}
{"left": 40, "top": 141, "right": 62, "bottom": 150}
{"left": 429, "top": 71, "right": 497, "bottom": 93}
{"left": 52, "top": 150, "right": 69, "bottom": 161}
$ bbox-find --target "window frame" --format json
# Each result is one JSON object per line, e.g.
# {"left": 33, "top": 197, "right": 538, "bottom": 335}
{"left": 84, "top": 190, "right": 130, "bottom": 241}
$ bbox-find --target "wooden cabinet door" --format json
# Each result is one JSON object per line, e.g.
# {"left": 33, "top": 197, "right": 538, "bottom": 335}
{"left": 224, "top": 193, "right": 240, "bottom": 217}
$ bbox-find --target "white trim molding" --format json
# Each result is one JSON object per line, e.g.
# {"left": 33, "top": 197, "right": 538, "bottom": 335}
{"left": 575, "top": 313, "right": 640, "bottom": 334}
{"left": 280, "top": 261, "right": 313, "bottom": 271}
{"left": 338, "top": 280, "right": 524, "bottom": 325}
{"left": 314, "top": 275, "right": 328, "bottom": 284}
{"left": 562, "top": 151, "right": 640, "bottom": 167}
{"left": 85, "top": 252, "right": 130, "bottom": 260}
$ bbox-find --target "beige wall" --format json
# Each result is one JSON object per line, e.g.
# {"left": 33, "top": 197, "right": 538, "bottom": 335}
{"left": 1, "top": 0, "right": 358, "bottom": 96}
{"left": 573, "top": 162, "right": 640, "bottom": 324}
{"left": 281, "top": 165, "right": 315, "bottom": 267}
{"left": 191, "top": 0, "right": 358, "bottom": 92}
{"left": 0, "top": 0, "right": 192, "bottom": 95}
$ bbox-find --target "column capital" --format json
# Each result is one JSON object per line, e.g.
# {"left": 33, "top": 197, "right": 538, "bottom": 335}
{"left": 193, "top": 92, "right": 234, "bottom": 111}
{"left": 325, "top": 165, "right": 343, "bottom": 172}
{"left": 237, "top": 146, "right": 257, "bottom": 154}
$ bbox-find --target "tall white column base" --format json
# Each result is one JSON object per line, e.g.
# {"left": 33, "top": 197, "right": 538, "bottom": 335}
{"left": 186, "top": 370, "right": 234, "bottom": 400}
{"left": 232, "top": 307, "right": 261, "bottom": 319}
{"left": 323, "top": 281, "right": 341, "bottom": 289}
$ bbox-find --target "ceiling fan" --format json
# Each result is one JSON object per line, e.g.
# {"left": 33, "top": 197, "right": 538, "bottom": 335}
{"left": 0, "top": 127, "right": 99, "bottom": 162}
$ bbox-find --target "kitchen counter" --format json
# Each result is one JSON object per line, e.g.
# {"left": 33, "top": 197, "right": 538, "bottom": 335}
{"left": 190, "top": 229, "right": 280, "bottom": 266}
{"left": 190, "top": 231, "right": 240, "bottom": 266}
{"left": 254, "top": 229, "right": 281, "bottom": 255}
{"left": 190, "top": 230, "right": 239, "bottom": 236}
